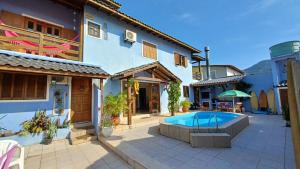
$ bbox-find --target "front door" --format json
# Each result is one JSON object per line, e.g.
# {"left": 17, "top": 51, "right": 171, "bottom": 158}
{"left": 71, "top": 77, "right": 92, "bottom": 122}
{"left": 149, "top": 83, "right": 160, "bottom": 113}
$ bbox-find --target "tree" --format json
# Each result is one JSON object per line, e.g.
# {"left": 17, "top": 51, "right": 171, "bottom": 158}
{"left": 236, "top": 81, "right": 252, "bottom": 94}
{"left": 167, "top": 81, "right": 181, "bottom": 116}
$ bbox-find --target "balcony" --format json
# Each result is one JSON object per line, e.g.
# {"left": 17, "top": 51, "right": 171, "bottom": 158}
{"left": 0, "top": 24, "right": 81, "bottom": 61}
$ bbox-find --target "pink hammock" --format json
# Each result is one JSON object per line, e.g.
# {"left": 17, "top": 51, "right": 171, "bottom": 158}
{"left": 0, "top": 20, "right": 79, "bottom": 56}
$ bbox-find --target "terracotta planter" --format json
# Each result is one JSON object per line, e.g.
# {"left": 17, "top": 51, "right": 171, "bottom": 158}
{"left": 182, "top": 107, "right": 189, "bottom": 112}
{"left": 112, "top": 116, "right": 120, "bottom": 126}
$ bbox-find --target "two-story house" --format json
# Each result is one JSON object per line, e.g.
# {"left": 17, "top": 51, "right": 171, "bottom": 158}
{"left": 192, "top": 64, "right": 245, "bottom": 110}
{"left": 0, "top": 0, "right": 202, "bottom": 145}
{"left": 82, "top": 1, "right": 204, "bottom": 124}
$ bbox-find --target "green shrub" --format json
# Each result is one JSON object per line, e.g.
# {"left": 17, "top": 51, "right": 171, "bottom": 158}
{"left": 180, "top": 100, "right": 192, "bottom": 108}
{"left": 19, "top": 110, "right": 50, "bottom": 136}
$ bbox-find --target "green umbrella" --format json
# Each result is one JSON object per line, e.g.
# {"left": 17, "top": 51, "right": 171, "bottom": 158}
{"left": 218, "top": 90, "right": 251, "bottom": 112}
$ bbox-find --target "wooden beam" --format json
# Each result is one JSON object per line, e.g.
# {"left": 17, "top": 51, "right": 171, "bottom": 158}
{"left": 79, "top": 11, "right": 84, "bottom": 62}
{"left": 287, "top": 59, "right": 300, "bottom": 169}
{"left": 100, "top": 79, "right": 104, "bottom": 127}
{"left": 0, "top": 65, "right": 108, "bottom": 79}
{"left": 135, "top": 76, "right": 166, "bottom": 83}
{"left": 127, "top": 80, "right": 132, "bottom": 125}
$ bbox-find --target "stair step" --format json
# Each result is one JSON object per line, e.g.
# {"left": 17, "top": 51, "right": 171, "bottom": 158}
{"left": 70, "top": 133, "right": 97, "bottom": 145}
{"left": 71, "top": 127, "right": 95, "bottom": 138}
{"left": 71, "top": 121, "right": 93, "bottom": 129}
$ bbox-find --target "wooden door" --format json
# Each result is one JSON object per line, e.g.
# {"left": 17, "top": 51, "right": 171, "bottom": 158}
{"left": 279, "top": 88, "right": 288, "bottom": 109}
{"left": 71, "top": 78, "right": 91, "bottom": 122}
{"left": 258, "top": 90, "right": 268, "bottom": 110}
{"left": 149, "top": 83, "right": 160, "bottom": 113}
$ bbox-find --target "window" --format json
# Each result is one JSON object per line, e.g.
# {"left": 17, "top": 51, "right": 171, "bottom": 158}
{"left": 0, "top": 73, "right": 47, "bottom": 100}
{"left": 183, "top": 86, "right": 189, "bottom": 97}
{"left": 88, "top": 21, "right": 101, "bottom": 38}
{"left": 210, "top": 70, "right": 216, "bottom": 79}
{"left": 143, "top": 41, "right": 157, "bottom": 60}
{"left": 47, "top": 27, "right": 52, "bottom": 35}
{"left": 27, "top": 21, "right": 34, "bottom": 30}
{"left": 54, "top": 28, "right": 60, "bottom": 36}
{"left": 25, "top": 18, "right": 61, "bottom": 37}
{"left": 201, "top": 92, "right": 210, "bottom": 99}
{"left": 36, "top": 24, "right": 42, "bottom": 32}
{"left": 174, "top": 53, "right": 188, "bottom": 67}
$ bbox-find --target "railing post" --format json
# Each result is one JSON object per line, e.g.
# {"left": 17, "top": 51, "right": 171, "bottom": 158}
{"left": 38, "top": 33, "right": 43, "bottom": 55}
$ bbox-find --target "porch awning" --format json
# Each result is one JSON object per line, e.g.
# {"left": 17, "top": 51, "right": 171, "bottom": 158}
{"left": 192, "top": 75, "right": 244, "bottom": 87}
{"left": 0, "top": 51, "right": 109, "bottom": 79}
{"left": 112, "top": 61, "right": 181, "bottom": 82}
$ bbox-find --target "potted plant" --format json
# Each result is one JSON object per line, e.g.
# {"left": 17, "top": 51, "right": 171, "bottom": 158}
{"left": 103, "top": 93, "right": 128, "bottom": 126}
{"left": 43, "top": 120, "right": 58, "bottom": 144}
{"left": 101, "top": 116, "right": 113, "bottom": 138}
{"left": 180, "top": 100, "right": 192, "bottom": 112}
{"left": 282, "top": 105, "right": 290, "bottom": 127}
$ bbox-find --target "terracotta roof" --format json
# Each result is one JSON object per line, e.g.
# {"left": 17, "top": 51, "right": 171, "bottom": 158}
{"left": 88, "top": 0, "right": 200, "bottom": 53}
{"left": 192, "top": 75, "right": 244, "bottom": 86}
{"left": 0, "top": 52, "right": 109, "bottom": 78}
{"left": 112, "top": 61, "right": 181, "bottom": 82}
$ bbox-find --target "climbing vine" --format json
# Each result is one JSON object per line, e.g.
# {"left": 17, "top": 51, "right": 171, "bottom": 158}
{"left": 167, "top": 81, "right": 181, "bottom": 116}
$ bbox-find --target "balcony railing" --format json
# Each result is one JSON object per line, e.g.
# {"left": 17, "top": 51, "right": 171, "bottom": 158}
{"left": 0, "top": 24, "right": 81, "bottom": 61}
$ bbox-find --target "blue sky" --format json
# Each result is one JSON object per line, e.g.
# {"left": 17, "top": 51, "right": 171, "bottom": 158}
{"left": 118, "top": 0, "right": 300, "bottom": 69}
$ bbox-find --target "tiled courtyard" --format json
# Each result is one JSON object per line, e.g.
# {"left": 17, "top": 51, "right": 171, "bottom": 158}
{"left": 109, "top": 114, "right": 296, "bottom": 169}
{"left": 24, "top": 140, "right": 131, "bottom": 169}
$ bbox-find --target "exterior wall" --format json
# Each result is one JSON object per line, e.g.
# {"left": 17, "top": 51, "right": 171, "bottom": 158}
{"left": 0, "top": 0, "right": 79, "bottom": 30}
{"left": 271, "top": 52, "right": 300, "bottom": 113}
{"left": 0, "top": 76, "right": 70, "bottom": 133}
{"left": 243, "top": 72, "right": 273, "bottom": 112}
{"left": 200, "top": 66, "right": 242, "bottom": 80}
{"left": 83, "top": 6, "right": 194, "bottom": 114}
{"left": 226, "top": 67, "right": 241, "bottom": 77}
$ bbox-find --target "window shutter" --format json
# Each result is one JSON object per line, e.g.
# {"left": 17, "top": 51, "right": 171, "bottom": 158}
{"left": 36, "top": 76, "right": 47, "bottom": 99}
{"left": 0, "top": 73, "right": 47, "bottom": 100}
{"left": 1, "top": 74, "right": 13, "bottom": 98}
{"left": 13, "top": 74, "right": 26, "bottom": 98}
{"left": 143, "top": 41, "right": 157, "bottom": 60}
{"left": 174, "top": 53, "right": 180, "bottom": 65}
{"left": 26, "top": 76, "right": 37, "bottom": 98}
{"left": 184, "top": 57, "right": 188, "bottom": 68}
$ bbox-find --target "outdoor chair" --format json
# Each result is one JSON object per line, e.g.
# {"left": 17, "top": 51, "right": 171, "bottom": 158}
{"left": 0, "top": 145, "right": 17, "bottom": 169}
{"left": 0, "top": 140, "right": 24, "bottom": 169}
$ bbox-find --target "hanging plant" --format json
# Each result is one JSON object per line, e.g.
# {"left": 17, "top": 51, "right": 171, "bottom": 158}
{"left": 128, "top": 78, "right": 134, "bottom": 87}
{"left": 133, "top": 80, "right": 139, "bottom": 95}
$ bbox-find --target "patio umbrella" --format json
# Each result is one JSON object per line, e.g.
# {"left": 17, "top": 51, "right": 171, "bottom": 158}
{"left": 218, "top": 90, "right": 251, "bottom": 112}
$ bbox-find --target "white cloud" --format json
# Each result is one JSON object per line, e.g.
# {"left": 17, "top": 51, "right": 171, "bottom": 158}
{"left": 177, "top": 12, "right": 196, "bottom": 23}
{"left": 228, "top": 0, "right": 281, "bottom": 20}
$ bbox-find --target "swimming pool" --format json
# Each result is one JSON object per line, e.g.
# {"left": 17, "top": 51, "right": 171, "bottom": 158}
{"left": 164, "top": 112, "right": 240, "bottom": 127}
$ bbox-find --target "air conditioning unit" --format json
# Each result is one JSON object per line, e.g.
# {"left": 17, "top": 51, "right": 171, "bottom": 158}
{"left": 124, "top": 29, "right": 137, "bottom": 43}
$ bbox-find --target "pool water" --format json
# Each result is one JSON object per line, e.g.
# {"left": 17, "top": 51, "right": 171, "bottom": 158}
{"left": 164, "top": 112, "right": 240, "bottom": 127}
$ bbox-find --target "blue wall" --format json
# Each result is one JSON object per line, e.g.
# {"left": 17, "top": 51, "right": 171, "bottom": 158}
{"left": 0, "top": 81, "right": 70, "bottom": 133}
{"left": 83, "top": 6, "right": 195, "bottom": 114}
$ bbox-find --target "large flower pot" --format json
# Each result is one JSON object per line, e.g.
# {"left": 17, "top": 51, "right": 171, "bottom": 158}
{"left": 112, "top": 116, "right": 120, "bottom": 126}
{"left": 182, "top": 107, "right": 189, "bottom": 112}
{"left": 101, "top": 127, "right": 113, "bottom": 138}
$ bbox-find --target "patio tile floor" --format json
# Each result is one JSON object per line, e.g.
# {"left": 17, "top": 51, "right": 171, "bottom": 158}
{"left": 111, "top": 113, "right": 296, "bottom": 169}
{"left": 24, "top": 140, "right": 132, "bottom": 169}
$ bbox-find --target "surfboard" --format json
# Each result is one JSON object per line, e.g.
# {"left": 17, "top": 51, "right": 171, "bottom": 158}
{"left": 250, "top": 91, "right": 258, "bottom": 111}
{"left": 267, "top": 89, "right": 276, "bottom": 113}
